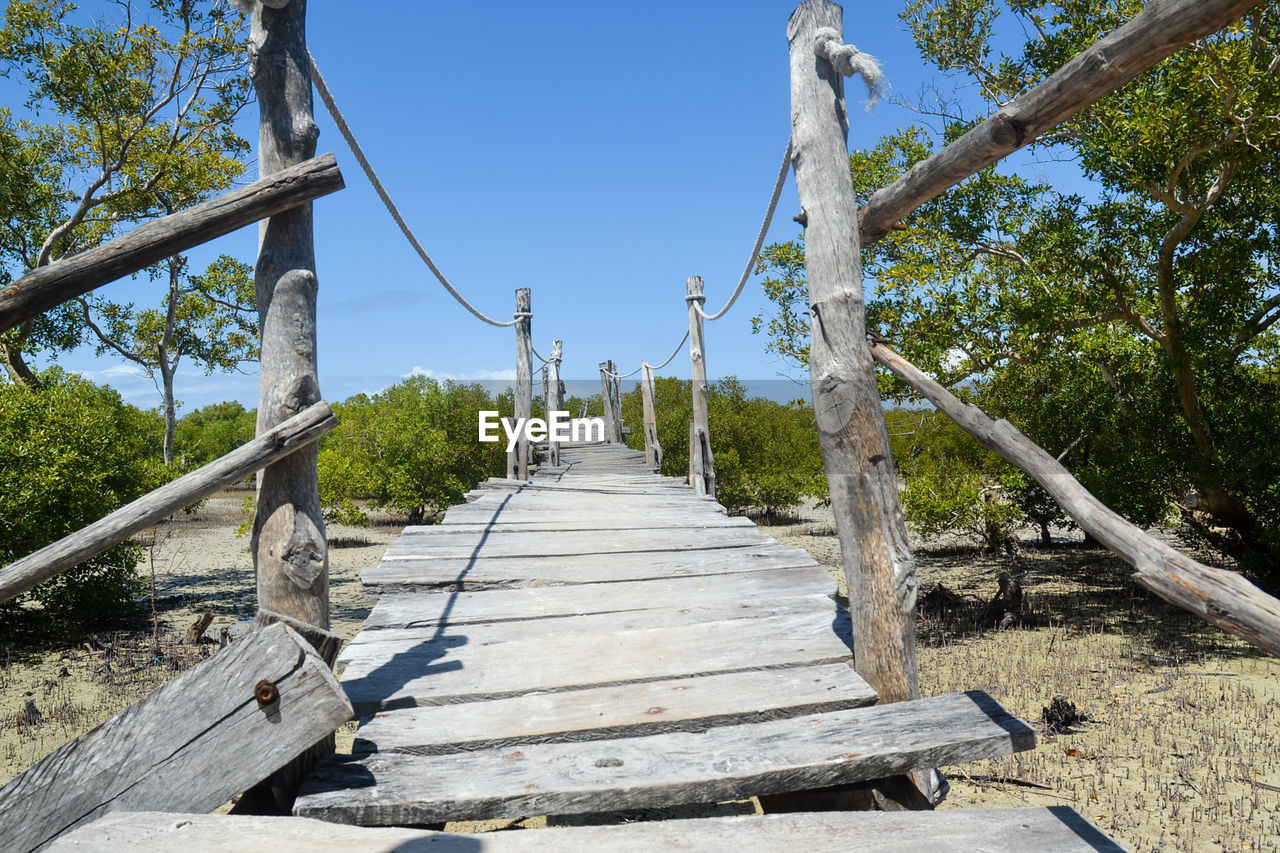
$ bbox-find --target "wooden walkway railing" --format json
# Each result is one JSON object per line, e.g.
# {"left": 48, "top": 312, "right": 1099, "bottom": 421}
{"left": 1, "top": 0, "right": 1276, "bottom": 848}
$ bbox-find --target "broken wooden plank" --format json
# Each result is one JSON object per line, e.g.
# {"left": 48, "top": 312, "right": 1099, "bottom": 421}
{"left": 360, "top": 566, "right": 837, "bottom": 630}
{"left": 353, "top": 662, "right": 876, "bottom": 755}
{"left": 0, "top": 624, "right": 352, "bottom": 851}
{"left": 0, "top": 155, "right": 344, "bottom": 334}
{"left": 294, "top": 691, "right": 1035, "bottom": 825}
{"left": 338, "top": 609, "right": 852, "bottom": 712}
{"left": 44, "top": 806, "right": 1132, "bottom": 852}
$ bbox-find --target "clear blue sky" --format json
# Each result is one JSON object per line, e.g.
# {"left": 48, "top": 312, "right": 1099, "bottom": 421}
{"left": 33, "top": 1, "right": 1074, "bottom": 412}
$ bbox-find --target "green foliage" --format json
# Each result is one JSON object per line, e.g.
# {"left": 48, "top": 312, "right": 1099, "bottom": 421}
{"left": 752, "top": 1, "right": 1280, "bottom": 583}
{"left": 888, "top": 409, "right": 1020, "bottom": 548}
{"left": 317, "top": 377, "right": 508, "bottom": 525}
{"left": 0, "top": 0, "right": 252, "bottom": 381}
{"left": 174, "top": 400, "right": 257, "bottom": 468}
{"left": 0, "top": 369, "right": 168, "bottom": 633}
{"left": 622, "top": 377, "right": 827, "bottom": 516}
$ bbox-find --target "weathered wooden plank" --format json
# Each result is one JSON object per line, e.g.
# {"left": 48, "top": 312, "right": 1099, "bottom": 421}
{"left": 870, "top": 340, "right": 1280, "bottom": 656}
{"left": 0, "top": 402, "right": 338, "bottom": 605}
{"left": 0, "top": 624, "right": 352, "bottom": 851}
{"left": 45, "top": 807, "right": 1133, "bottom": 852}
{"left": 295, "top": 691, "right": 1034, "bottom": 825}
{"left": 361, "top": 565, "right": 837, "bottom": 629}
{"left": 432, "top": 516, "right": 756, "bottom": 532}
{"left": 353, "top": 662, "right": 876, "bottom": 755}
{"left": 857, "top": 0, "right": 1262, "bottom": 246}
{"left": 380, "top": 526, "right": 772, "bottom": 559}
{"left": 338, "top": 609, "right": 852, "bottom": 712}
{"left": 341, "top": 593, "right": 840, "bottom": 660}
{"left": 362, "top": 542, "right": 822, "bottom": 592}
{"left": 0, "top": 155, "right": 343, "bottom": 335}
{"left": 790, "top": 0, "right": 919, "bottom": 707}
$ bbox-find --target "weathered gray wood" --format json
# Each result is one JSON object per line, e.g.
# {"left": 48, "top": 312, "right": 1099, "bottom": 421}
{"left": 342, "top": 593, "right": 840, "bottom": 659}
{"left": 253, "top": 607, "right": 343, "bottom": 665}
{"left": 513, "top": 288, "right": 533, "bottom": 479}
{"left": 598, "top": 362, "right": 617, "bottom": 443}
{"left": 381, "top": 525, "right": 773, "bottom": 558}
{"left": 790, "top": 0, "right": 919, "bottom": 706}
{"left": 0, "top": 402, "right": 338, "bottom": 604}
{"left": 360, "top": 565, "right": 837, "bottom": 630}
{"left": 48, "top": 807, "right": 1130, "bottom": 852}
{"left": 295, "top": 691, "right": 1034, "bottom": 825}
{"left": 353, "top": 662, "right": 876, "bottom": 754}
{"left": 0, "top": 624, "right": 351, "bottom": 851}
{"left": 547, "top": 339, "right": 563, "bottom": 466}
{"left": 857, "top": 0, "right": 1262, "bottom": 246}
{"left": 640, "top": 361, "right": 662, "bottom": 471}
{"left": 0, "top": 155, "right": 343, "bottom": 335}
{"left": 686, "top": 275, "right": 715, "bottom": 497}
{"left": 435, "top": 514, "right": 755, "bottom": 531}
{"left": 362, "top": 542, "right": 823, "bottom": 593}
{"left": 337, "top": 609, "right": 852, "bottom": 712}
{"left": 870, "top": 340, "right": 1280, "bottom": 656}
{"left": 250, "top": 0, "right": 329, "bottom": 633}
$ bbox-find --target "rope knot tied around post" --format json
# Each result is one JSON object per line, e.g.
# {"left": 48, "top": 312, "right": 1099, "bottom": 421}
{"left": 684, "top": 293, "right": 706, "bottom": 304}
{"left": 512, "top": 311, "right": 533, "bottom": 321}
{"left": 815, "top": 27, "right": 884, "bottom": 107}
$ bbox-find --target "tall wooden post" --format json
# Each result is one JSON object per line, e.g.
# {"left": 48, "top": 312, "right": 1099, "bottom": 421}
{"left": 641, "top": 361, "right": 662, "bottom": 472}
{"left": 513, "top": 288, "right": 533, "bottom": 479}
{"left": 598, "top": 362, "right": 616, "bottom": 443}
{"left": 250, "top": 0, "right": 327, "bottom": 633}
{"left": 686, "top": 275, "right": 714, "bottom": 497}
{"left": 608, "top": 360, "right": 624, "bottom": 443}
{"left": 788, "top": 0, "right": 919, "bottom": 705}
{"left": 547, "top": 340, "right": 563, "bottom": 466}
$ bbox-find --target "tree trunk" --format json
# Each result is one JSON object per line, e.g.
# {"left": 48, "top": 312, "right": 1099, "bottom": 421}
{"left": 0, "top": 326, "right": 41, "bottom": 387}
{"left": 788, "top": 0, "right": 919, "bottom": 707}
{"left": 249, "top": 0, "right": 328, "bottom": 633}
{"left": 159, "top": 255, "right": 182, "bottom": 466}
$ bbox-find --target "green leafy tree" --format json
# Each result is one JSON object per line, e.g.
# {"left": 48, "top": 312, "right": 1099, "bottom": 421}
{"left": 0, "top": 0, "right": 252, "bottom": 384}
{"left": 754, "top": 2, "right": 1280, "bottom": 583}
{"left": 81, "top": 254, "right": 257, "bottom": 463}
{"left": 174, "top": 398, "right": 256, "bottom": 467}
{"left": 0, "top": 369, "right": 168, "bottom": 633}
{"left": 622, "top": 376, "right": 827, "bottom": 516}
{"left": 318, "top": 377, "right": 508, "bottom": 525}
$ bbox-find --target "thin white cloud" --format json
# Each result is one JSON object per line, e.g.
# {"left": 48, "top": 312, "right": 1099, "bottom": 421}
{"left": 402, "top": 366, "right": 517, "bottom": 381}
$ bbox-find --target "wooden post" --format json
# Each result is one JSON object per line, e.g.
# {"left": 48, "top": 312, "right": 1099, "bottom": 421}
{"left": 641, "top": 361, "right": 662, "bottom": 472}
{"left": 514, "top": 288, "right": 533, "bottom": 479}
{"left": 547, "top": 340, "right": 563, "bottom": 466}
{"left": 599, "top": 362, "right": 616, "bottom": 443}
{"left": 788, "top": 1, "right": 918, "bottom": 705}
{"left": 609, "top": 360, "right": 624, "bottom": 443}
{"left": 250, "top": 0, "right": 328, "bottom": 634}
{"left": 686, "top": 276, "right": 714, "bottom": 497}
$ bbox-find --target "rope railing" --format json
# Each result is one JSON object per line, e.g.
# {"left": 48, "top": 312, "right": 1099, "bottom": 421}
{"left": 694, "top": 140, "right": 793, "bottom": 322}
{"left": 308, "top": 51, "right": 522, "bottom": 329}
{"left": 602, "top": 330, "right": 689, "bottom": 379}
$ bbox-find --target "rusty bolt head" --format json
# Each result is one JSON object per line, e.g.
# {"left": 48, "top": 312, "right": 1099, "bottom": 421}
{"left": 254, "top": 679, "right": 278, "bottom": 705}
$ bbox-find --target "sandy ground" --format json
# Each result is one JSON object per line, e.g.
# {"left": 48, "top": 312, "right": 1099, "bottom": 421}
{"left": 2, "top": 493, "right": 1279, "bottom": 851}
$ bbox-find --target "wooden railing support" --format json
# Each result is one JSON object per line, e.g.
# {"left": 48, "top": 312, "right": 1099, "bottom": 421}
{"left": 598, "top": 361, "right": 617, "bottom": 443}
{"left": 789, "top": 1, "right": 919, "bottom": 704}
{"left": 0, "top": 154, "right": 344, "bottom": 335}
{"left": 512, "top": 288, "right": 533, "bottom": 479}
{"left": 0, "top": 402, "right": 337, "bottom": 605}
{"left": 250, "top": 0, "right": 329, "bottom": 635}
{"left": 641, "top": 360, "right": 662, "bottom": 472}
{"left": 0, "top": 623, "right": 351, "bottom": 852}
{"left": 547, "top": 339, "right": 564, "bottom": 466}
{"left": 870, "top": 340, "right": 1280, "bottom": 656}
{"left": 856, "top": 0, "right": 1261, "bottom": 247}
{"left": 686, "top": 275, "right": 714, "bottom": 497}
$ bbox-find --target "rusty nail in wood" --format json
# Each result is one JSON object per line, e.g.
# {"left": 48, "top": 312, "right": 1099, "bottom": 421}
{"left": 254, "top": 679, "right": 278, "bottom": 705}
